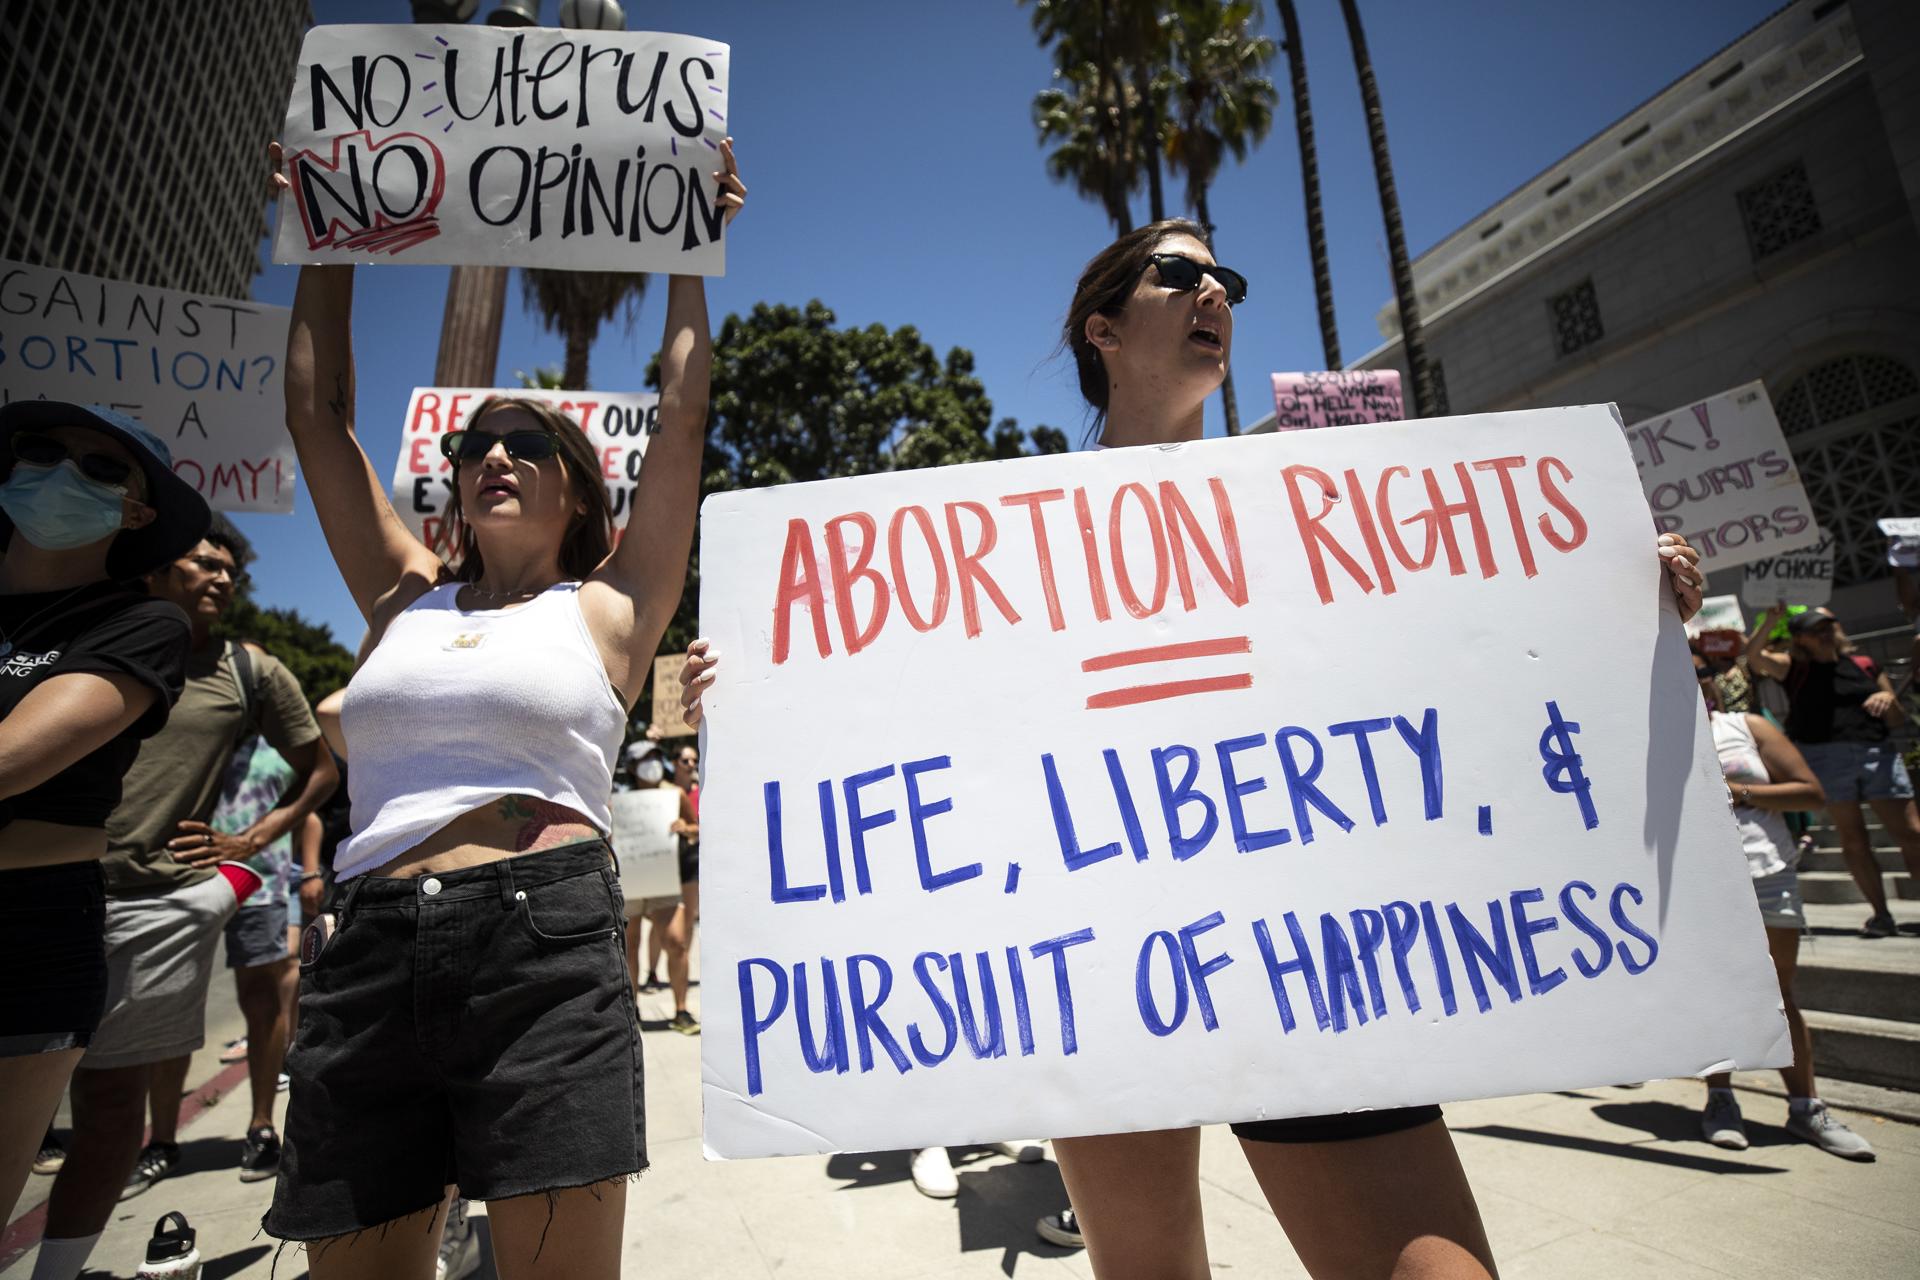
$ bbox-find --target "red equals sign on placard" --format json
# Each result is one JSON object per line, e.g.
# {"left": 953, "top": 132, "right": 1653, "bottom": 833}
{"left": 1081, "top": 636, "right": 1254, "bottom": 710}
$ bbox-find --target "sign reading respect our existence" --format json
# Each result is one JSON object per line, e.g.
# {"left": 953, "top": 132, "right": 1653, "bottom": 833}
{"left": 0, "top": 259, "right": 296, "bottom": 512}
{"left": 391, "top": 385, "right": 659, "bottom": 556}
{"left": 272, "top": 24, "right": 731, "bottom": 273}
{"left": 1740, "top": 529, "right": 1834, "bottom": 607}
{"left": 1623, "top": 383, "right": 1818, "bottom": 570}
{"left": 1269, "top": 370, "right": 1404, "bottom": 431}
{"left": 695, "top": 406, "right": 1790, "bottom": 1159}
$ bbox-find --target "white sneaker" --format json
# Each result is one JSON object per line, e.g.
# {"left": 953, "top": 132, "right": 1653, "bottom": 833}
{"left": 910, "top": 1146, "right": 958, "bottom": 1198}
{"left": 991, "top": 1138, "right": 1046, "bottom": 1163}
{"left": 1786, "top": 1101, "right": 1876, "bottom": 1161}
{"left": 1700, "top": 1093, "right": 1748, "bottom": 1150}
{"left": 437, "top": 1198, "right": 482, "bottom": 1280}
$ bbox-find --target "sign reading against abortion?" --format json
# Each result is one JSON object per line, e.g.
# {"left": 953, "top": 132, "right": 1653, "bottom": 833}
{"left": 272, "top": 25, "right": 731, "bottom": 274}
{"left": 392, "top": 385, "right": 660, "bottom": 557}
{"left": 696, "top": 407, "right": 1789, "bottom": 1158}
{"left": 1623, "top": 383, "right": 1818, "bottom": 569}
{"left": 0, "top": 259, "right": 295, "bottom": 513}
{"left": 1269, "top": 370, "right": 1403, "bottom": 430}
{"left": 1740, "top": 529, "right": 1834, "bottom": 607}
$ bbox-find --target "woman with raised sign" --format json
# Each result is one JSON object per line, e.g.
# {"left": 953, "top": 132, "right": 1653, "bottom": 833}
{"left": 679, "top": 219, "right": 1708, "bottom": 1280}
{"left": 259, "top": 140, "right": 744, "bottom": 1278}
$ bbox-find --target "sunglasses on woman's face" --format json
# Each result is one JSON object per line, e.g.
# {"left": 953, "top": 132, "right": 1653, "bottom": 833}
{"left": 1145, "top": 254, "right": 1248, "bottom": 306}
{"left": 439, "top": 429, "right": 559, "bottom": 463}
{"left": 9, "top": 431, "right": 137, "bottom": 486}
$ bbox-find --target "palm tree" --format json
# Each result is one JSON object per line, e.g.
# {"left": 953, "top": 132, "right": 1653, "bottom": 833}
{"left": 519, "top": 269, "right": 648, "bottom": 390}
{"left": 1276, "top": 0, "right": 1339, "bottom": 369}
{"left": 1162, "top": 0, "right": 1277, "bottom": 435}
{"left": 1336, "top": 0, "right": 1431, "bottom": 415}
{"left": 1033, "top": 62, "right": 1139, "bottom": 235}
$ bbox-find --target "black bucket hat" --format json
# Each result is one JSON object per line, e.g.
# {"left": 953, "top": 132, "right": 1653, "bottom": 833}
{"left": 0, "top": 400, "right": 215, "bottom": 579}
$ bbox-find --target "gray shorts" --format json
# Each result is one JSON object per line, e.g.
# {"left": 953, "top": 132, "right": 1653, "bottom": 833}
{"left": 225, "top": 899, "right": 293, "bottom": 969}
{"left": 1753, "top": 866, "right": 1804, "bottom": 930}
{"left": 83, "top": 875, "right": 236, "bottom": 1070}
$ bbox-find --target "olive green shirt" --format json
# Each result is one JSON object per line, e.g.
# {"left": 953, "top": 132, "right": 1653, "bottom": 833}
{"left": 102, "top": 642, "right": 321, "bottom": 897}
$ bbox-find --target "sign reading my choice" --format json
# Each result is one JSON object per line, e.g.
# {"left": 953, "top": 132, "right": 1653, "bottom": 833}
{"left": 695, "top": 405, "right": 1790, "bottom": 1159}
{"left": 392, "top": 385, "right": 660, "bottom": 556}
{"left": 0, "top": 259, "right": 295, "bottom": 513}
{"left": 271, "top": 24, "right": 730, "bottom": 274}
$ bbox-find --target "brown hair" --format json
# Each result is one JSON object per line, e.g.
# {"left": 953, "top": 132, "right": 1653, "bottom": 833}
{"left": 444, "top": 396, "right": 612, "bottom": 583}
{"left": 1062, "top": 218, "right": 1210, "bottom": 426}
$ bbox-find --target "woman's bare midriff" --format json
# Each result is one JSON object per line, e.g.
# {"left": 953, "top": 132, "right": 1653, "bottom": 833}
{"left": 0, "top": 819, "right": 109, "bottom": 871}
{"left": 366, "top": 794, "right": 605, "bottom": 879}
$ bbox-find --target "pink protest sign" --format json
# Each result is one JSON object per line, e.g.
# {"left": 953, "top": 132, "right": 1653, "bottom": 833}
{"left": 1270, "top": 370, "right": 1405, "bottom": 431}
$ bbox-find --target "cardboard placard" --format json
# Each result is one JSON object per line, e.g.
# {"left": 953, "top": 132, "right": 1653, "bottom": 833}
{"left": 1684, "top": 595, "right": 1746, "bottom": 640}
{"left": 695, "top": 405, "right": 1788, "bottom": 1159}
{"left": 0, "top": 259, "right": 296, "bottom": 512}
{"left": 271, "top": 25, "right": 730, "bottom": 274}
{"left": 652, "top": 653, "right": 695, "bottom": 737}
{"left": 391, "top": 386, "right": 659, "bottom": 556}
{"left": 1876, "top": 518, "right": 1920, "bottom": 539}
{"left": 1623, "top": 383, "right": 1818, "bottom": 570}
{"left": 1269, "top": 370, "right": 1404, "bottom": 431}
{"left": 611, "top": 787, "right": 682, "bottom": 906}
{"left": 1740, "top": 530, "right": 1834, "bottom": 607}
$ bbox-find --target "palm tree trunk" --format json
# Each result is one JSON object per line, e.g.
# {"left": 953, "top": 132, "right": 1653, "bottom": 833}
{"left": 1337, "top": 0, "right": 1430, "bottom": 415}
{"left": 563, "top": 328, "right": 591, "bottom": 390}
{"left": 1133, "top": 60, "right": 1166, "bottom": 222}
{"left": 1277, "top": 0, "right": 1339, "bottom": 370}
{"left": 1194, "top": 186, "right": 1241, "bottom": 436}
{"left": 1095, "top": 0, "right": 1134, "bottom": 234}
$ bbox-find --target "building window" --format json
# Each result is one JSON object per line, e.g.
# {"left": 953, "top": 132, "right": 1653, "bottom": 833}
{"left": 1738, "top": 161, "right": 1821, "bottom": 261}
{"left": 1771, "top": 353, "right": 1920, "bottom": 587}
{"left": 1547, "top": 279, "right": 1603, "bottom": 356}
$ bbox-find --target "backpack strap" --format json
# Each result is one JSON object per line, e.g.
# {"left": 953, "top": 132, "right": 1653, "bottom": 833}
{"left": 226, "top": 640, "right": 259, "bottom": 723}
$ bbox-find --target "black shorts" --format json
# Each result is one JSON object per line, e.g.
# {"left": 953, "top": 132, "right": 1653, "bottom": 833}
{"left": 265, "top": 841, "right": 645, "bottom": 1241}
{"left": 0, "top": 861, "right": 108, "bottom": 1057}
{"left": 1230, "top": 1104, "right": 1443, "bottom": 1144}
{"left": 677, "top": 834, "right": 699, "bottom": 886}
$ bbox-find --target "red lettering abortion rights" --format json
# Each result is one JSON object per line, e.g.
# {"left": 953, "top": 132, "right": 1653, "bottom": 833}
{"left": 767, "top": 455, "right": 1590, "bottom": 665}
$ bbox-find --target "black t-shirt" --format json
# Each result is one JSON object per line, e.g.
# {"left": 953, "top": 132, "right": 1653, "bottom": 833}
{"left": 1785, "top": 654, "right": 1888, "bottom": 745}
{"left": 0, "top": 581, "right": 192, "bottom": 829}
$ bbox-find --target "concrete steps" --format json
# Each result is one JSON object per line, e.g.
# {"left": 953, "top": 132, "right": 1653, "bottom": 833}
{"left": 1800, "top": 845, "right": 1904, "bottom": 874}
{"left": 1801, "top": 1010, "right": 1920, "bottom": 1093}
{"left": 1780, "top": 899, "right": 1920, "bottom": 1099}
{"left": 1797, "top": 870, "right": 1917, "bottom": 902}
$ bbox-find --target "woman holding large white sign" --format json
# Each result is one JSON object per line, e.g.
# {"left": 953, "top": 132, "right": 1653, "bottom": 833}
{"left": 258, "top": 140, "right": 744, "bottom": 1278}
{"left": 681, "top": 219, "right": 1710, "bottom": 1279}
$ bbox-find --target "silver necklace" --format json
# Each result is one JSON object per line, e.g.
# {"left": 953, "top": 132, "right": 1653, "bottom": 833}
{"left": 459, "top": 579, "right": 564, "bottom": 603}
{"left": 0, "top": 583, "right": 94, "bottom": 661}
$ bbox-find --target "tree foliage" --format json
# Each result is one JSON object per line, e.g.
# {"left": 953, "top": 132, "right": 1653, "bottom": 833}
{"left": 213, "top": 589, "right": 357, "bottom": 705}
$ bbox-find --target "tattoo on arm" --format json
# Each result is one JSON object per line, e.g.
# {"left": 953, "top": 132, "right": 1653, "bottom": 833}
{"left": 327, "top": 371, "right": 348, "bottom": 422}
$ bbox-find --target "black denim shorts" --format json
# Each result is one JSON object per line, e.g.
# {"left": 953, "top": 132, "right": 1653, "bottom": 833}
{"left": 1230, "top": 1104, "right": 1443, "bottom": 1144}
{"left": 0, "top": 861, "right": 107, "bottom": 1057}
{"left": 265, "top": 841, "right": 645, "bottom": 1241}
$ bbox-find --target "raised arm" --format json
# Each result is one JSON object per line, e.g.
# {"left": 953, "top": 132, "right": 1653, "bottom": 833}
{"left": 1745, "top": 604, "right": 1791, "bottom": 681}
{"left": 272, "top": 144, "right": 444, "bottom": 621}
{"left": 584, "top": 140, "right": 745, "bottom": 704}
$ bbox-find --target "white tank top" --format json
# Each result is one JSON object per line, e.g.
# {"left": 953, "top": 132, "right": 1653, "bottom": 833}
{"left": 1710, "top": 711, "right": 1795, "bottom": 880}
{"left": 334, "top": 582, "right": 626, "bottom": 879}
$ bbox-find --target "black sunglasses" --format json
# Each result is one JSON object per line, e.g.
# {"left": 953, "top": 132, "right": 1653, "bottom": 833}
{"left": 1145, "top": 254, "right": 1248, "bottom": 306}
{"left": 9, "top": 431, "right": 137, "bottom": 486}
{"left": 439, "top": 429, "right": 559, "bottom": 463}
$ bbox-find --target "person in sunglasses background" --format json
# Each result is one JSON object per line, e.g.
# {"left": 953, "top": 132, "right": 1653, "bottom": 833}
{"left": 258, "top": 139, "right": 744, "bottom": 1279}
{"left": 677, "top": 217, "right": 1708, "bottom": 1280}
{"left": 0, "top": 402, "right": 209, "bottom": 1237}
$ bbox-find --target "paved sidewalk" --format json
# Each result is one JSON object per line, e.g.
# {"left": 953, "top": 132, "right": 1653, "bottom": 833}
{"left": 9, "top": 979, "right": 1917, "bottom": 1278}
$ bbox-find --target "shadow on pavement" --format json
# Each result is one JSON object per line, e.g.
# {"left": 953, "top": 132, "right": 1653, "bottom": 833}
{"left": 1452, "top": 1123, "right": 1786, "bottom": 1174}
{"left": 173, "top": 1134, "right": 248, "bottom": 1177}
{"left": 956, "top": 1160, "right": 1076, "bottom": 1278}
{"left": 1590, "top": 1100, "right": 1799, "bottom": 1149}
{"left": 204, "top": 1244, "right": 274, "bottom": 1278}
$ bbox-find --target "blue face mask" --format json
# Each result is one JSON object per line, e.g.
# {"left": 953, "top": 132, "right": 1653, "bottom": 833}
{"left": 0, "top": 460, "right": 129, "bottom": 550}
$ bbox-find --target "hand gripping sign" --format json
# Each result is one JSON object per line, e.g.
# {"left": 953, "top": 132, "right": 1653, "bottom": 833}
{"left": 272, "top": 25, "right": 730, "bottom": 274}
{"left": 392, "top": 385, "right": 659, "bottom": 556}
{"left": 694, "top": 404, "right": 1789, "bottom": 1159}
{"left": 0, "top": 259, "right": 295, "bottom": 513}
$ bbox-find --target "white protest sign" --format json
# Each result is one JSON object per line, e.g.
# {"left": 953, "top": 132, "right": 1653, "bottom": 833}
{"left": 611, "top": 788, "right": 682, "bottom": 907}
{"left": 0, "top": 259, "right": 295, "bottom": 512}
{"left": 1876, "top": 518, "right": 1920, "bottom": 538}
{"left": 272, "top": 25, "right": 730, "bottom": 274}
{"left": 1740, "top": 529, "right": 1834, "bottom": 607}
{"left": 1269, "top": 370, "right": 1404, "bottom": 430}
{"left": 392, "top": 386, "right": 658, "bottom": 556}
{"left": 1623, "top": 383, "right": 1817, "bottom": 569}
{"left": 1684, "top": 594, "right": 1746, "bottom": 640}
{"left": 696, "top": 406, "right": 1789, "bottom": 1159}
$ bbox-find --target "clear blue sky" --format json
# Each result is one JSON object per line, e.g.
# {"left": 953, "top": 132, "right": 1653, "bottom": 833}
{"left": 238, "top": 0, "right": 1781, "bottom": 649}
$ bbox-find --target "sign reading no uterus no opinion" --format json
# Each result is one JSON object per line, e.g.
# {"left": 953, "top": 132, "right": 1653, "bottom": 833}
{"left": 694, "top": 406, "right": 1788, "bottom": 1159}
